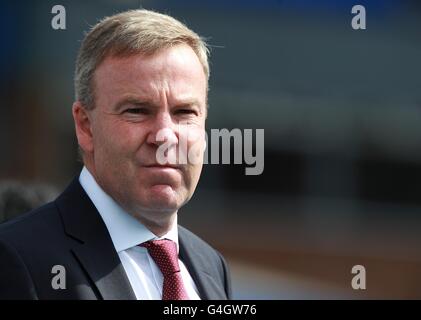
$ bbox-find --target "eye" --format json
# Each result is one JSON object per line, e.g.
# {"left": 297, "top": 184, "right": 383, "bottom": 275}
{"left": 124, "top": 108, "right": 149, "bottom": 115}
{"left": 174, "top": 109, "right": 197, "bottom": 116}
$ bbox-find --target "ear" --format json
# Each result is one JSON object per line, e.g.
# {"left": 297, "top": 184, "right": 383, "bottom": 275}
{"left": 72, "top": 101, "right": 94, "bottom": 154}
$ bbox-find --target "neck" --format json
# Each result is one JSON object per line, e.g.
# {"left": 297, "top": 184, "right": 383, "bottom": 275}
{"left": 133, "top": 212, "right": 177, "bottom": 237}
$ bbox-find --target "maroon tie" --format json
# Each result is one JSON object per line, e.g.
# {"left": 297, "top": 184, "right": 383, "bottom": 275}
{"left": 140, "top": 239, "right": 189, "bottom": 300}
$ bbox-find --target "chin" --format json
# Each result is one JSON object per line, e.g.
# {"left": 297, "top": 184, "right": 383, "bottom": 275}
{"left": 142, "top": 200, "right": 180, "bottom": 214}
{"left": 143, "top": 185, "right": 182, "bottom": 212}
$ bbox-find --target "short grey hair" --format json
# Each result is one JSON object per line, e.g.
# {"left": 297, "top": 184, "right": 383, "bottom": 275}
{"left": 74, "top": 9, "right": 210, "bottom": 109}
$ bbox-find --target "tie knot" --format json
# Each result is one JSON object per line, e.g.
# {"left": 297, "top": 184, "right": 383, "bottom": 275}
{"left": 140, "top": 239, "right": 180, "bottom": 275}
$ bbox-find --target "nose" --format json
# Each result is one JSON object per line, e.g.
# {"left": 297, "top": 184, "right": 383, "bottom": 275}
{"left": 146, "top": 112, "right": 178, "bottom": 147}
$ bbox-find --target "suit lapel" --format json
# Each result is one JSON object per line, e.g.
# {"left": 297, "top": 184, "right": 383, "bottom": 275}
{"left": 56, "top": 178, "right": 136, "bottom": 300}
{"left": 178, "top": 227, "right": 227, "bottom": 300}
{"left": 70, "top": 242, "right": 135, "bottom": 300}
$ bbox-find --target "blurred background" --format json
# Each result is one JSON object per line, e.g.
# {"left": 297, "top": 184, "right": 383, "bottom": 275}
{"left": 1, "top": 0, "right": 421, "bottom": 299}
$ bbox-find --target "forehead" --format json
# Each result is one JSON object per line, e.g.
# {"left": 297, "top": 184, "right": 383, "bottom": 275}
{"left": 93, "top": 44, "right": 207, "bottom": 103}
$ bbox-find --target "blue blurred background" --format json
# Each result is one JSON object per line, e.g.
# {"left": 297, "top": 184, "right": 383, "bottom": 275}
{"left": 1, "top": 0, "right": 421, "bottom": 298}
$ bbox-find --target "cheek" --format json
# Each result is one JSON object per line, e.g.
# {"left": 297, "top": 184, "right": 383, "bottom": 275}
{"left": 94, "top": 120, "right": 147, "bottom": 154}
{"left": 184, "top": 127, "right": 206, "bottom": 165}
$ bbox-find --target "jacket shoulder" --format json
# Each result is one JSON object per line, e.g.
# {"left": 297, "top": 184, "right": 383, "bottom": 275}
{"left": 0, "top": 203, "right": 60, "bottom": 300}
{"left": 0, "top": 201, "right": 61, "bottom": 244}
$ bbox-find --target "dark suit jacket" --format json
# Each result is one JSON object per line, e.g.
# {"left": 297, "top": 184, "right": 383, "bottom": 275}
{"left": 0, "top": 177, "right": 231, "bottom": 300}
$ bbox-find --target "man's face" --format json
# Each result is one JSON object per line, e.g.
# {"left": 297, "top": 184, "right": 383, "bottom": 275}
{"left": 76, "top": 44, "right": 207, "bottom": 226}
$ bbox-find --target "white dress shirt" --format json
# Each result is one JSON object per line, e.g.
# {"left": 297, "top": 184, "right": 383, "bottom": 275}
{"left": 79, "top": 167, "right": 201, "bottom": 300}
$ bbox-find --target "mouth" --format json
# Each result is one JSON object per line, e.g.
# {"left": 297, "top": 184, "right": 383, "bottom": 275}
{"left": 143, "top": 164, "right": 182, "bottom": 170}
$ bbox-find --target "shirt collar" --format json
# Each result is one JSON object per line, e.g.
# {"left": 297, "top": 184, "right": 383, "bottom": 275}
{"left": 79, "top": 166, "right": 179, "bottom": 253}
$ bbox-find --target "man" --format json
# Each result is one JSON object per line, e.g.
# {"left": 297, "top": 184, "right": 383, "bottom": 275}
{"left": 0, "top": 9, "right": 231, "bottom": 300}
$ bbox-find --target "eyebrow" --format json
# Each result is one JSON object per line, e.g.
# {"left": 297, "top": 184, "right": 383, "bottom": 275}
{"left": 113, "top": 95, "right": 203, "bottom": 112}
{"left": 174, "top": 99, "right": 201, "bottom": 108}
{"left": 113, "top": 96, "right": 157, "bottom": 112}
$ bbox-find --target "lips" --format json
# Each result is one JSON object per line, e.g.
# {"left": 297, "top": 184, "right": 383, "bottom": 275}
{"left": 143, "top": 164, "right": 181, "bottom": 170}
